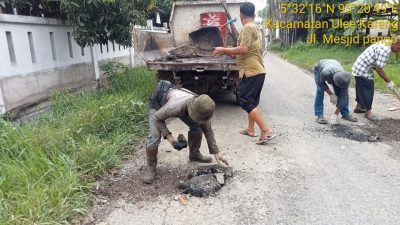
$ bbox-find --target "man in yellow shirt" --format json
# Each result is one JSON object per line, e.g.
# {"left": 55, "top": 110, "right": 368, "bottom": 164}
{"left": 213, "top": 2, "right": 275, "bottom": 145}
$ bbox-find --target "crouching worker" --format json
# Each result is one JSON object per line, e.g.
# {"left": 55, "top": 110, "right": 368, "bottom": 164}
{"left": 143, "top": 80, "right": 229, "bottom": 184}
{"left": 314, "top": 59, "right": 358, "bottom": 125}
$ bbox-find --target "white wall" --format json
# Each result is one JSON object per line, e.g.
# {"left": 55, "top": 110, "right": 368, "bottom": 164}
{"left": 170, "top": 2, "right": 244, "bottom": 46}
{"left": 0, "top": 14, "right": 132, "bottom": 77}
{"left": 0, "top": 14, "right": 134, "bottom": 115}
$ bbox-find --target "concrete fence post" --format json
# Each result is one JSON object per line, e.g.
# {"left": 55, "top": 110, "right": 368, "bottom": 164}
{"left": 90, "top": 45, "right": 100, "bottom": 80}
{"left": 129, "top": 47, "right": 135, "bottom": 67}
{"left": 0, "top": 86, "right": 6, "bottom": 114}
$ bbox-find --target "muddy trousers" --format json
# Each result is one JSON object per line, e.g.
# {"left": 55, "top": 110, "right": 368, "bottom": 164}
{"left": 314, "top": 69, "right": 350, "bottom": 117}
{"left": 142, "top": 146, "right": 158, "bottom": 184}
{"left": 145, "top": 108, "right": 211, "bottom": 165}
{"left": 146, "top": 109, "right": 202, "bottom": 149}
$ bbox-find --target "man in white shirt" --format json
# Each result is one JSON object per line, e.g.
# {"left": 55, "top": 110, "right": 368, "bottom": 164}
{"left": 352, "top": 37, "right": 400, "bottom": 121}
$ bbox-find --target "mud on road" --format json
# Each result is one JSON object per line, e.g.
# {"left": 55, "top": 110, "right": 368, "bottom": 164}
{"left": 322, "top": 118, "right": 400, "bottom": 143}
{"left": 366, "top": 118, "right": 400, "bottom": 142}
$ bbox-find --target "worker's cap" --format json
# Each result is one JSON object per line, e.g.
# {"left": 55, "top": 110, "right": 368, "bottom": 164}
{"left": 333, "top": 71, "right": 351, "bottom": 88}
{"left": 187, "top": 94, "right": 216, "bottom": 124}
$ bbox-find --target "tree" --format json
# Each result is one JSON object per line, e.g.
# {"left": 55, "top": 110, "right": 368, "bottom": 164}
{"left": 61, "top": 0, "right": 155, "bottom": 47}
{"left": 152, "top": 0, "right": 190, "bottom": 25}
{"left": 2, "top": 0, "right": 61, "bottom": 17}
{"left": 257, "top": 6, "right": 268, "bottom": 19}
{"left": 156, "top": 0, "right": 175, "bottom": 12}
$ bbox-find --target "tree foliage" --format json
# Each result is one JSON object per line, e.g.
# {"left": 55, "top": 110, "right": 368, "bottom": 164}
{"left": 156, "top": 0, "right": 176, "bottom": 12}
{"left": 1, "top": 0, "right": 62, "bottom": 17}
{"left": 257, "top": 6, "right": 268, "bottom": 19}
{"left": 61, "top": 0, "right": 155, "bottom": 47}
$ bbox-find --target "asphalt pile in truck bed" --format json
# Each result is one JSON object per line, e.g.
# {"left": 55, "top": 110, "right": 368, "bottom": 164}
{"left": 166, "top": 26, "right": 225, "bottom": 60}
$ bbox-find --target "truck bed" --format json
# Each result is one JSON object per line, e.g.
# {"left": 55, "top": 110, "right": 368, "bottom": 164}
{"left": 147, "top": 56, "right": 237, "bottom": 71}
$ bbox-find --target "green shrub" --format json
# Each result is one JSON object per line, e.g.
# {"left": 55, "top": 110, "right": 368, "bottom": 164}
{"left": 0, "top": 66, "right": 156, "bottom": 224}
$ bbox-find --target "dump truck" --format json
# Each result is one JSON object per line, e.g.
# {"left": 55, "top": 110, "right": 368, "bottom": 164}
{"left": 134, "top": 1, "right": 245, "bottom": 104}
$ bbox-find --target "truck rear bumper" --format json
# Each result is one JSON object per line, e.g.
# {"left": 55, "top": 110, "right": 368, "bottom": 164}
{"left": 147, "top": 56, "right": 238, "bottom": 71}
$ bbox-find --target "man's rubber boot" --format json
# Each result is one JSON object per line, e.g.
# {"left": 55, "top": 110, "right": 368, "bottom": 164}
{"left": 188, "top": 132, "right": 212, "bottom": 163}
{"left": 142, "top": 146, "right": 158, "bottom": 184}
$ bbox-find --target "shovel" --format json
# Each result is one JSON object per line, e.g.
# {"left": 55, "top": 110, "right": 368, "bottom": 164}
{"left": 388, "top": 89, "right": 400, "bottom": 111}
{"left": 391, "top": 88, "right": 400, "bottom": 101}
{"left": 219, "top": 0, "right": 239, "bottom": 45}
{"left": 220, "top": 18, "right": 237, "bottom": 29}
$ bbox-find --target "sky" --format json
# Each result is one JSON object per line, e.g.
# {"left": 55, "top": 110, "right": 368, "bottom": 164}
{"left": 247, "top": 0, "right": 267, "bottom": 22}
{"left": 248, "top": 0, "right": 267, "bottom": 12}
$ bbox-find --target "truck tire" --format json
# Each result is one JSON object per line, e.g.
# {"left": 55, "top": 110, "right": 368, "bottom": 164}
{"left": 157, "top": 71, "right": 174, "bottom": 82}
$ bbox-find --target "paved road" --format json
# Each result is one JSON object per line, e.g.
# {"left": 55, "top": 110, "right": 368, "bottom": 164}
{"left": 92, "top": 53, "right": 400, "bottom": 225}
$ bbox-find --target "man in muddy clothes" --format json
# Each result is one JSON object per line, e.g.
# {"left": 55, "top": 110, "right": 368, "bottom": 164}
{"left": 314, "top": 59, "right": 358, "bottom": 125}
{"left": 143, "top": 81, "right": 228, "bottom": 184}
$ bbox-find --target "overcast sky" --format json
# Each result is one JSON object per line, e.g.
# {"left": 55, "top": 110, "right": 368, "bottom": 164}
{"left": 248, "top": 0, "right": 267, "bottom": 12}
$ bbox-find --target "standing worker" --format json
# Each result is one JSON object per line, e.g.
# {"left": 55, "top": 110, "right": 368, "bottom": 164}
{"left": 213, "top": 2, "right": 275, "bottom": 145}
{"left": 143, "top": 81, "right": 228, "bottom": 184}
{"left": 313, "top": 59, "right": 358, "bottom": 124}
{"left": 352, "top": 37, "right": 400, "bottom": 121}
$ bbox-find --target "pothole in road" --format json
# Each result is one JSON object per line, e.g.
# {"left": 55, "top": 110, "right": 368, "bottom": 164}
{"left": 178, "top": 165, "right": 234, "bottom": 197}
{"left": 323, "top": 119, "right": 400, "bottom": 143}
{"left": 330, "top": 124, "right": 379, "bottom": 142}
{"left": 364, "top": 118, "right": 400, "bottom": 142}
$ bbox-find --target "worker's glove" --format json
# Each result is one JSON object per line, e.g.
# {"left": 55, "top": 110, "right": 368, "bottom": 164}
{"left": 166, "top": 134, "right": 187, "bottom": 151}
{"left": 329, "top": 114, "right": 339, "bottom": 125}
{"left": 329, "top": 94, "right": 338, "bottom": 105}
{"left": 214, "top": 153, "right": 229, "bottom": 166}
{"left": 387, "top": 81, "right": 395, "bottom": 91}
{"left": 176, "top": 134, "right": 188, "bottom": 150}
{"left": 166, "top": 134, "right": 177, "bottom": 146}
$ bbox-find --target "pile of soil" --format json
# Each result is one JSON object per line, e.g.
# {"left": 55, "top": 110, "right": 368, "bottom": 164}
{"left": 323, "top": 118, "right": 400, "bottom": 143}
{"left": 330, "top": 124, "right": 379, "bottom": 142}
{"left": 94, "top": 165, "right": 189, "bottom": 203}
{"left": 365, "top": 118, "right": 400, "bottom": 142}
{"left": 93, "top": 164, "right": 234, "bottom": 203}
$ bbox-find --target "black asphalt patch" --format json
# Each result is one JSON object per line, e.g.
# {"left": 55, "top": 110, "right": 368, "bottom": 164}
{"left": 178, "top": 165, "right": 234, "bottom": 197}
{"left": 330, "top": 124, "right": 379, "bottom": 142}
{"left": 317, "top": 118, "right": 400, "bottom": 143}
{"left": 364, "top": 119, "right": 400, "bottom": 143}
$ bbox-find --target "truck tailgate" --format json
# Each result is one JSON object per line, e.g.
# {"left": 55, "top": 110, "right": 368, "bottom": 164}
{"left": 147, "top": 56, "right": 237, "bottom": 71}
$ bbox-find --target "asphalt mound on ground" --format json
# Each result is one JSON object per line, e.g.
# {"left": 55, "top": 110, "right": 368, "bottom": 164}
{"left": 365, "top": 118, "right": 400, "bottom": 142}
{"left": 321, "top": 119, "right": 400, "bottom": 143}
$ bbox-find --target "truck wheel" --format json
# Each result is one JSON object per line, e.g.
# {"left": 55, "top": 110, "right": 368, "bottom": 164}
{"left": 157, "top": 71, "right": 174, "bottom": 83}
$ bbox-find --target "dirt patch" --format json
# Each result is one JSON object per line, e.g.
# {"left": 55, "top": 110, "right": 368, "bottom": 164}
{"left": 329, "top": 124, "right": 379, "bottom": 142}
{"left": 94, "top": 165, "right": 190, "bottom": 203}
{"left": 364, "top": 119, "right": 400, "bottom": 143}
{"left": 85, "top": 162, "right": 234, "bottom": 224}
{"left": 82, "top": 161, "right": 191, "bottom": 225}
{"left": 318, "top": 118, "right": 400, "bottom": 143}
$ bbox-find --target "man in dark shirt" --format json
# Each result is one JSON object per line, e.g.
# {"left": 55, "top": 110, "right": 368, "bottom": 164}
{"left": 314, "top": 59, "right": 358, "bottom": 124}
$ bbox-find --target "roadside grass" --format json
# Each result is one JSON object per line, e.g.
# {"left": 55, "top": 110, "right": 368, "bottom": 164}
{"left": 271, "top": 43, "right": 400, "bottom": 92}
{"left": 0, "top": 66, "right": 156, "bottom": 224}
